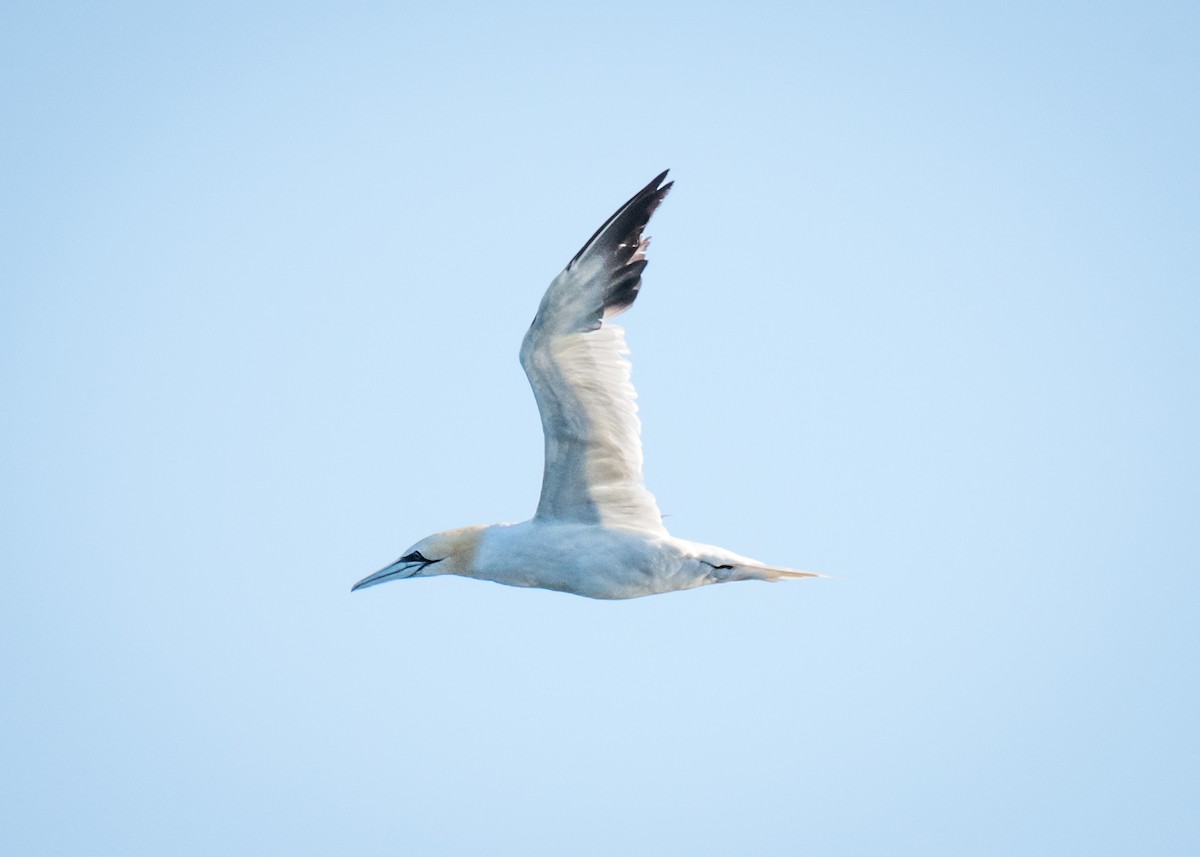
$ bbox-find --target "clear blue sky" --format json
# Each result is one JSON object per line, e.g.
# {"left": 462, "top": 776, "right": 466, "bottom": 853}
{"left": 3, "top": 2, "right": 1197, "bottom": 855}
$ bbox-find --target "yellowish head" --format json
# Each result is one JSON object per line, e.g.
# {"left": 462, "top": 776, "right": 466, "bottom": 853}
{"left": 351, "top": 526, "right": 485, "bottom": 592}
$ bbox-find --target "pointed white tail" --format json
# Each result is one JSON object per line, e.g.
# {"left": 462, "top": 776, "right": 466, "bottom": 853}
{"left": 741, "top": 565, "right": 826, "bottom": 582}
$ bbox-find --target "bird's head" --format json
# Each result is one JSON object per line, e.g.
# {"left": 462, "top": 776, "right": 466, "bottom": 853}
{"left": 351, "top": 525, "right": 485, "bottom": 592}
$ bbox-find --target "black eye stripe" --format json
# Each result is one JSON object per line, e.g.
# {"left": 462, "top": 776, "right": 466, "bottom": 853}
{"left": 400, "top": 551, "right": 428, "bottom": 563}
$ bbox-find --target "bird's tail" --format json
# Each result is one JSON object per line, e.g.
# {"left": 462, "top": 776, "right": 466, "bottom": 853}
{"left": 690, "top": 542, "right": 827, "bottom": 583}
{"left": 742, "top": 564, "right": 826, "bottom": 582}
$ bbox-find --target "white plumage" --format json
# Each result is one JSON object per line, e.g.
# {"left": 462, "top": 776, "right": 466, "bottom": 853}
{"left": 521, "top": 325, "right": 665, "bottom": 536}
{"left": 352, "top": 171, "right": 819, "bottom": 599}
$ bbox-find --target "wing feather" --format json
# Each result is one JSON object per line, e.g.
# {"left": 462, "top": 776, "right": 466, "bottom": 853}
{"left": 519, "top": 172, "right": 672, "bottom": 534}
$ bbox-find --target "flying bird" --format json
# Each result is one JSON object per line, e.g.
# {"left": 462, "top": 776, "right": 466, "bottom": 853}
{"left": 353, "top": 171, "right": 819, "bottom": 599}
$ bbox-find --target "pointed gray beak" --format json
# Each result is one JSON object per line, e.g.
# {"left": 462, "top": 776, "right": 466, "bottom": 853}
{"left": 351, "top": 560, "right": 423, "bottom": 592}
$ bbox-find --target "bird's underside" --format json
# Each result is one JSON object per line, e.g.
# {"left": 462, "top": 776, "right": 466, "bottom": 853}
{"left": 351, "top": 171, "right": 819, "bottom": 598}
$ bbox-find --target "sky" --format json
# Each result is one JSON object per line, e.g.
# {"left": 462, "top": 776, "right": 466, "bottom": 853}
{"left": 2, "top": 2, "right": 1198, "bottom": 854}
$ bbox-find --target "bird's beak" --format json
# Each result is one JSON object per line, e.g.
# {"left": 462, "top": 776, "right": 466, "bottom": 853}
{"left": 351, "top": 560, "right": 423, "bottom": 592}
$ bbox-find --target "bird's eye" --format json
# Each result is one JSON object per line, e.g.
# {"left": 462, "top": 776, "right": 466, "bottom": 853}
{"left": 400, "top": 551, "right": 427, "bottom": 563}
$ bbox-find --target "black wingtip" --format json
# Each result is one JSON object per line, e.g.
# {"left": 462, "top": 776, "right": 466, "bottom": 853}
{"left": 568, "top": 170, "right": 673, "bottom": 271}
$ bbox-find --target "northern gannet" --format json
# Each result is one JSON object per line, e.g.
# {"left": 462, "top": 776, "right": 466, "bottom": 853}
{"left": 353, "top": 171, "right": 819, "bottom": 599}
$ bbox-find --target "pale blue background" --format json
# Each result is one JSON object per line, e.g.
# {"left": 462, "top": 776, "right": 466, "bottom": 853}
{"left": 3, "top": 2, "right": 1198, "bottom": 855}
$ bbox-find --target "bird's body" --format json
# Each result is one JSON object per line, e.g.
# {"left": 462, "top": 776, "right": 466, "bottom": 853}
{"left": 468, "top": 522, "right": 809, "bottom": 600}
{"left": 353, "top": 171, "right": 818, "bottom": 599}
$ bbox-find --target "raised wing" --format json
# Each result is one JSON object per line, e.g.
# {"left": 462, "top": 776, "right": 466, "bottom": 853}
{"left": 519, "top": 171, "right": 672, "bottom": 535}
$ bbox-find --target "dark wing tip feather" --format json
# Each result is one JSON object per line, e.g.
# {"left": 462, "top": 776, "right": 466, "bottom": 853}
{"left": 603, "top": 259, "right": 649, "bottom": 319}
{"left": 568, "top": 170, "right": 672, "bottom": 271}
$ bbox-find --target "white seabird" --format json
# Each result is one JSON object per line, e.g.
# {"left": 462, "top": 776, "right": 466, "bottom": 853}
{"left": 353, "top": 171, "right": 819, "bottom": 599}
